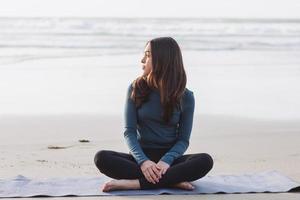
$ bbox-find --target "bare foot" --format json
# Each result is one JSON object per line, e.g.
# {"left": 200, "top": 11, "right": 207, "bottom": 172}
{"left": 102, "top": 179, "right": 140, "bottom": 192}
{"left": 172, "top": 181, "right": 195, "bottom": 190}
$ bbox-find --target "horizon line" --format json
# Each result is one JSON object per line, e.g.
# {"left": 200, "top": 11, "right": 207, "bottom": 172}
{"left": 0, "top": 16, "right": 300, "bottom": 22}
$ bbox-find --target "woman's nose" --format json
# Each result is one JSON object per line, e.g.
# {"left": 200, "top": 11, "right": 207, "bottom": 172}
{"left": 141, "top": 56, "right": 145, "bottom": 64}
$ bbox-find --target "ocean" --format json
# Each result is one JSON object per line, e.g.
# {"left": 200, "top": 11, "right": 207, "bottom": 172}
{"left": 0, "top": 17, "right": 300, "bottom": 119}
{"left": 0, "top": 18, "right": 300, "bottom": 64}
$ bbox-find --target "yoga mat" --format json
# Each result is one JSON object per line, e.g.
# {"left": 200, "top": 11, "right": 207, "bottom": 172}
{"left": 0, "top": 170, "right": 299, "bottom": 198}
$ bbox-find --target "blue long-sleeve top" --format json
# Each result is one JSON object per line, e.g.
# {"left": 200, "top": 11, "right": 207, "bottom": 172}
{"left": 123, "top": 82, "right": 195, "bottom": 166}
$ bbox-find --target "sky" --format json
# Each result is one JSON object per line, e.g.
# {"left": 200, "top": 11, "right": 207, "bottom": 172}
{"left": 0, "top": 0, "right": 300, "bottom": 18}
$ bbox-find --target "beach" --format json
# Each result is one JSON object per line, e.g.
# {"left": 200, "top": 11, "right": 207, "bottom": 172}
{"left": 0, "top": 114, "right": 300, "bottom": 199}
{"left": 0, "top": 18, "right": 300, "bottom": 199}
{"left": 1, "top": 113, "right": 300, "bottom": 178}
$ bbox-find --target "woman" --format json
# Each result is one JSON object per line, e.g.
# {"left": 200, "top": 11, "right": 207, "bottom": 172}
{"left": 94, "top": 37, "right": 213, "bottom": 192}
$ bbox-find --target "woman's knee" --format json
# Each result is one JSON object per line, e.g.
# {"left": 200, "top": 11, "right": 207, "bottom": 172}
{"left": 203, "top": 153, "right": 214, "bottom": 170}
{"left": 94, "top": 150, "right": 111, "bottom": 170}
{"left": 195, "top": 153, "right": 214, "bottom": 172}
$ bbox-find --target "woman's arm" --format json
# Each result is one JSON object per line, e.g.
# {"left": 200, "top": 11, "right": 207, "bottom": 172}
{"left": 123, "top": 83, "right": 149, "bottom": 165}
{"left": 160, "top": 90, "right": 195, "bottom": 165}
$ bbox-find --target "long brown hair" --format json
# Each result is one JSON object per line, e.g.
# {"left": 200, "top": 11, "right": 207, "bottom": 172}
{"left": 131, "top": 37, "right": 187, "bottom": 124}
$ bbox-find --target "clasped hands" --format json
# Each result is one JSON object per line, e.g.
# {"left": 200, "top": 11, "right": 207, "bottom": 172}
{"left": 140, "top": 160, "right": 170, "bottom": 184}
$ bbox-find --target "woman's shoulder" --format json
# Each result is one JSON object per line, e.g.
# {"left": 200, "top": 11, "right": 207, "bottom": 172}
{"left": 181, "top": 88, "right": 195, "bottom": 109}
{"left": 127, "top": 81, "right": 135, "bottom": 92}
{"left": 183, "top": 88, "right": 194, "bottom": 100}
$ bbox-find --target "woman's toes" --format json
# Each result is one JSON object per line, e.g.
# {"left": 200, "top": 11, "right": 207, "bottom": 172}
{"left": 102, "top": 180, "right": 115, "bottom": 192}
{"left": 173, "top": 182, "right": 195, "bottom": 190}
{"left": 102, "top": 183, "right": 110, "bottom": 192}
{"left": 101, "top": 179, "right": 140, "bottom": 192}
{"left": 183, "top": 182, "right": 195, "bottom": 190}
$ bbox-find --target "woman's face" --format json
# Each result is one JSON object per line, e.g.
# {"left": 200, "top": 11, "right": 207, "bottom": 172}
{"left": 141, "top": 43, "right": 153, "bottom": 77}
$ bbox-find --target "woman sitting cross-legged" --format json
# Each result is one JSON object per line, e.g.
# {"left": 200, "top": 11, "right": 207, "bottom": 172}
{"left": 94, "top": 37, "right": 214, "bottom": 192}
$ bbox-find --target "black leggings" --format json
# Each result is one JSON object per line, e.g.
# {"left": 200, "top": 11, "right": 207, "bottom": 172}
{"left": 94, "top": 148, "right": 214, "bottom": 190}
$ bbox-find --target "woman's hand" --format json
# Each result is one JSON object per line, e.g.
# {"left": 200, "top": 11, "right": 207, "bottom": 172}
{"left": 140, "top": 160, "right": 162, "bottom": 184}
{"left": 156, "top": 160, "right": 170, "bottom": 177}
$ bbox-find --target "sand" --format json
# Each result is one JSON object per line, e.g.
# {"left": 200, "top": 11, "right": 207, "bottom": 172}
{"left": 0, "top": 114, "right": 299, "bottom": 199}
